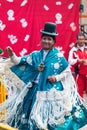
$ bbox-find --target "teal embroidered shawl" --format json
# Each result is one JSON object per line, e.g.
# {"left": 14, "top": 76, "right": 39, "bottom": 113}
{"left": 11, "top": 47, "right": 68, "bottom": 91}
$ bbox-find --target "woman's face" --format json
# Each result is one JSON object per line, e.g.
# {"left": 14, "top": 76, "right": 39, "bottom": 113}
{"left": 41, "top": 35, "right": 55, "bottom": 50}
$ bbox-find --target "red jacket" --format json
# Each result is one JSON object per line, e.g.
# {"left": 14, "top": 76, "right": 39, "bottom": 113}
{"left": 68, "top": 45, "right": 87, "bottom": 75}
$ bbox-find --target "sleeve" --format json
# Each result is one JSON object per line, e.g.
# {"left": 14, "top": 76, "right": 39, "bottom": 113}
{"left": 68, "top": 47, "right": 78, "bottom": 66}
{"left": 10, "top": 53, "right": 21, "bottom": 65}
{"left": 55, "top": 66, "right": 71, "bottom": 82}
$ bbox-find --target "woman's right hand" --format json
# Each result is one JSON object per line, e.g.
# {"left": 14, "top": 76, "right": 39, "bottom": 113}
{"left": 48, "top": 76, "right": 57, "bottom": 83}
{"left": 6, "top": 46, "right": 14, "bottom": 57}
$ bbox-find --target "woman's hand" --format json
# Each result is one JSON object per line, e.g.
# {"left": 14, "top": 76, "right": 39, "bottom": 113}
{"left": 48, "top": 76, "right": 56, "bottom": 83}
{"left": 6, "top": 46, "right": 14, "bottom": 57}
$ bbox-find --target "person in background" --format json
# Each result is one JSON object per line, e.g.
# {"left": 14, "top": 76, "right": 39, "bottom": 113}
{"left": 0, "top": 23, "right": 87, "bottom": 130}
{"left": 68, "top": 33, "right": 87, "bottom": 97}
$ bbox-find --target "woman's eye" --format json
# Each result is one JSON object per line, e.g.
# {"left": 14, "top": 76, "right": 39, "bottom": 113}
{"left": 42, "top": 37, "right": 46, "bottom": 40}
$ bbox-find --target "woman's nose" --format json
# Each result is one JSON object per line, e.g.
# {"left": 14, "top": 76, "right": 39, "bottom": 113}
{"left": 44, "top": 39, "right": 49, "bottom": 43}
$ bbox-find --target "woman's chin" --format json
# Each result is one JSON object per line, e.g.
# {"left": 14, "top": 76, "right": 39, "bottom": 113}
{"left": 43, "top": 47, "right": 49, "bottom": 50}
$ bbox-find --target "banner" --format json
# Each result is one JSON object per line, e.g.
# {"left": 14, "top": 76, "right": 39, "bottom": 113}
{"left": 0, "top": 0, "right": 80, "bottom": 58}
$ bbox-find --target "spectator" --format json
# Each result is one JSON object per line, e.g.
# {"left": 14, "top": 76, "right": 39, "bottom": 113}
{"left": 68, "top": 33, "right": 87, "bottom": 97}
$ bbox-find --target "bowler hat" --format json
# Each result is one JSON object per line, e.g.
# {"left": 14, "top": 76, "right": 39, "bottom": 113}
{"left": 40, "top": 22, "right": 58, "bottom": 36}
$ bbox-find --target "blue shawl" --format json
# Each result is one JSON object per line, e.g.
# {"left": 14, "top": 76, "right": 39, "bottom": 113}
{"left": 11, "top": 47, "right": 68, "bottom": 91}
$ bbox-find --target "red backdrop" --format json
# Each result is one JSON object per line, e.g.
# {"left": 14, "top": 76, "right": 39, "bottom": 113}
{"left": 0, "top": 0, "right": 80, "bottom": 58}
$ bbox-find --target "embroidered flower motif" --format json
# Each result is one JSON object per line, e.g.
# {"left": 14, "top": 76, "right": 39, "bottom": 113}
{"left": 76, "top": 106, "right": 80, "bottom": 110}
{"left": 57, "top": 52, "right": 63, "bottom": 57}
{"left": 20, "top": 65, "right": 26, "bottom": 71}
{"left": 26, "top": 56, "right": 32, "bottom": 64}
{"left": 74, "top": 111, "right": 80, "bottom": 117}
{"left": 27, "top": 82, "right": 32, "bottom": 88}
{"left": 22, "top": 58, "right": 26, "bottom": 61}
{"left": 21, "top": 114, "right": 28, "bottom": 124}
{"left": 57, "top": 117, "right": 65, "bottom": 124}
{"left": 54, "top": 63, "right": 60, "bottom": 69}
{"left": 65, "top": 111, "right": 71, "bottom": 116}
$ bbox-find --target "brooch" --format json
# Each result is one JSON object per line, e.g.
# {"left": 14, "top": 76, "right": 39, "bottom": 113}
{"left": 38, "top": 62, "right": 45, "bottom": 72}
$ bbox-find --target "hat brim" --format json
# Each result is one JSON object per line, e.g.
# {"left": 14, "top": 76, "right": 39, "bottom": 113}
{"left": 40, "top": 30, "right": 58, "bottom": 36}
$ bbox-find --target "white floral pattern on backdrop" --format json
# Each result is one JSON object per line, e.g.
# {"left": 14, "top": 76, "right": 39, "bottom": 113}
{"left": 0, "top": 0, "right": 80, "bottom": 58}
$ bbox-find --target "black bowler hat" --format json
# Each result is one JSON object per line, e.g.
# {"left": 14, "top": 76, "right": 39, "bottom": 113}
{"left": 40, "top": 22, "right": 58, "bottom": 36}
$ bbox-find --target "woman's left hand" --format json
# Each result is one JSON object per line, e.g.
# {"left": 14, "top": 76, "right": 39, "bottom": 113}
{"left": 48, "top": 76, "right": 56, "bottom": 83}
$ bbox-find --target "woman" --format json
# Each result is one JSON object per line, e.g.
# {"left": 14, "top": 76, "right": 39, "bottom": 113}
{"left": 0, "top": 22, "right": 87, "bottom": 130}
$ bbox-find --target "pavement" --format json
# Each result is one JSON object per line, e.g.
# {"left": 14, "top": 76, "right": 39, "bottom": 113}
{"left": 79, "top": 93, "right": 87, "bottom": 130}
